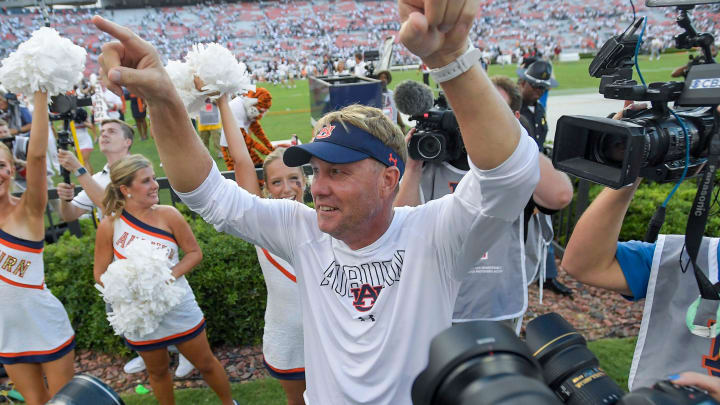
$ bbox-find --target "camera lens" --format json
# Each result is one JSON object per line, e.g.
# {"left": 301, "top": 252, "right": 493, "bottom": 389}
{"left": 412, "top": 321, "right": 562, "bottom": 405}
{"left": 595, "top": 131, "right": 626, "bottom": 165}
{"left": 417, "top": 133, "right": 443, "bottom": 160}
{"left": 526, "top": 313, "right": 625, "bottom": 405}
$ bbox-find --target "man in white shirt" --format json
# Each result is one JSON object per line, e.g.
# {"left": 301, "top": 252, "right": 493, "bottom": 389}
{"left": 55, "top": 119, "right": 133, "bottom": 221}
{"left": 92, "top": 1, "right": 540, "bottom": 402}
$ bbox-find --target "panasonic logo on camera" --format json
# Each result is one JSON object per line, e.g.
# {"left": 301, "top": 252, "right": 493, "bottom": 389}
{"left": 689, "top": 78, "right": 720, "bottom": 90}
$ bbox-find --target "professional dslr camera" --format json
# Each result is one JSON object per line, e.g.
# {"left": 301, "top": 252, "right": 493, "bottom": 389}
{"left": 413, "top": 312, "right": 719, "bottom": 405}
{"left": 407, "top": 93, "right": 464, "bottom": 163}
{"left": 49, "top": 93, "right": 92, "bottom": 184}
{"left": 552, "top": 0, "right": 720, "bottom": 189}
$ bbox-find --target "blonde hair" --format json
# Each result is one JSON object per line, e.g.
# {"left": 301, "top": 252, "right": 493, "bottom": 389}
{"left": 262, "top": 147, "right": 307, "bottom": 198}
{"left": 103, "top": 154, "right": 152, "bottom": 219}
{"left": 0, "top": 143, "right": 15, "bottom": 192}
{"left": 314, "top": 104, "right": 408, "bottom": 164}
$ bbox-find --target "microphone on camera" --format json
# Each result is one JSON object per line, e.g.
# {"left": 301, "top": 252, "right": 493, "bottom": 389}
{"left": 394, "top": 80, "right": 435, "bottom": 116}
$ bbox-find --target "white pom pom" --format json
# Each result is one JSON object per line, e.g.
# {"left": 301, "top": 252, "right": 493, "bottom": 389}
{"left": 185, "top": 43, "right": 254, "bottom": 98}
{"left": 165, "top": 60, "right": 206, "bottom": 115}
{"left": 96, "top": 240, "right": 186, "bottom": 337}
{"left": 0, "top": 27, "right": 86, "bottom": 96}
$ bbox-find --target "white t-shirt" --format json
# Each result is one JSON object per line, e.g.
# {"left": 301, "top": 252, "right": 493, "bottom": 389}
{"left": 177, "top": 135, "right": 539, "bottom": 405}
{"left": 70, "top": 164, "right": 110, "bottom": 219}
{"left": 219, "top": 96, "right": 251, "bottom": 148}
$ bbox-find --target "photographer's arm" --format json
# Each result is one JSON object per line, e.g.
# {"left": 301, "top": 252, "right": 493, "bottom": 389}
{"left": 561, "top": 181, "right": 641, "bottom": 296}
{"left": 532, "top": 154, "right": 573, "bottom": 210}
{"left": 393, "top": 129, "right": 423, "bottom": 207}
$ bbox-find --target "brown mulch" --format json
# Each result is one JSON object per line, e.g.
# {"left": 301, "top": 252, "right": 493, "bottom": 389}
{"left": 75, "top": 345, "right": 268, "bottom": 394}
{"left": 74, "top": 262, "right": 644, "bottom": 394}
{"left": 523, "top": 266, "right": 645, "bottom": 341}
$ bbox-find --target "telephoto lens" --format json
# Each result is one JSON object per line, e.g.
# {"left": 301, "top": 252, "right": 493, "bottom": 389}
{"left": 525, "top": 313, "right": 625, "bottom": 405}
{"left": 412, "top": 321, "right": 562, "bottom": 405}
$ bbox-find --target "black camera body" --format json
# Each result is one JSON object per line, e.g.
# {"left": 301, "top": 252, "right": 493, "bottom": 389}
{"left": 414, "top": 312, "right": 720, "bottom": 405}
{"left": 48, "top": 94, "right": 92, "bottom": 185}
{"left": 553, "top": 5, "right": 720, "bottom": 189}
{"left": 619, "top": 380, "right": 718, "bottom": 404}
{"left": 408, "top": 94, "right": 464, "bottom": 163}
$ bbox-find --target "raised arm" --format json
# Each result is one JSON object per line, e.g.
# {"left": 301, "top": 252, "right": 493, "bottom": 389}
{"left": 22, "top": 91, "right": 49, "bottom": 218}
{"left": 92, "top": 16, "right": 212, "bottom": 192}
{"left": 398, "top": 0, "right": 520, "bottom": 170}
{"left": 217, "top": 94, "right": 261, "bottom": 196}
{"left": 561, "top": 181, "right": 640, "bottom": 296}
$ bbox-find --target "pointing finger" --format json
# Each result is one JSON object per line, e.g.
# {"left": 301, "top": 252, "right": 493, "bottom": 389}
{"left": 92, "top": 15, "right": 136, "bottom": 44}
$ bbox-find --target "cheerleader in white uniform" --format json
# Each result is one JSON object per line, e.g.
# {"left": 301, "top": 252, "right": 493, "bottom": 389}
{"left": 217, "top": 93, "right": 306, "bottom": 405}
{"left": 93, "top": 154, "right": 235, "bottom": 405}
{"left": 0, "top": 92, "right": 76, "bottom": 405}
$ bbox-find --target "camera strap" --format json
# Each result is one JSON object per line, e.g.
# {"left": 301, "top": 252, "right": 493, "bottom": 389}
{"left": 684, "top": 106, "right": 720, "bottom": 302}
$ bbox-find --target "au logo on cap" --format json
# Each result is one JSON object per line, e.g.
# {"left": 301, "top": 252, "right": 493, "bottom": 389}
{"left": 316, "top": 125, "right": 336, "bottom": 139}
{"left": 388, "top": 153, "right": 397, "bottom": 167}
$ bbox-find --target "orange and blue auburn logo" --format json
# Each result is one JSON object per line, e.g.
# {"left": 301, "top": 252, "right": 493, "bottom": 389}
{"left": 316, "top": 125, "right": 336, "bottom": 139}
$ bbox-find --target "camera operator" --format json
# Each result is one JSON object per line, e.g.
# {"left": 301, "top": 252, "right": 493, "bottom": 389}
{"left": 55, "top": 119, "right": 133, "bottom": 222}
{"left": 394, "top": 76, "right": 572, "bottom": 326}
{"left": 0, "top": 93, "right": 32, "bottom": 136}
{"left": 561, "top": 105, "right": 720, "bottom": 390}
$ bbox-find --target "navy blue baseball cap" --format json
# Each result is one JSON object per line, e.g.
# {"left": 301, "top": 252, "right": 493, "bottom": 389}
{"left": 283, "top": 122, "right": 405, "bottom": 177}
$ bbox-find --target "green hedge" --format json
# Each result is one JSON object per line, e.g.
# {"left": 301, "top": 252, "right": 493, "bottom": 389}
{"left": 44, "top": 211, "right": 267, "bottom": 355}
{"left": 586, "top": 175, "right": 720, "bottom": 242}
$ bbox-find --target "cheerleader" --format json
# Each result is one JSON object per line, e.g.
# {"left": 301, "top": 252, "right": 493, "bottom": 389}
{"left": 93, "top": 154, "right": 236, "bottom": 405}
{"left": 0, "top": 91, "right": 76, "bottom": 405}
{"left": 218, "top": 92, "right": 306, "bottom": 405}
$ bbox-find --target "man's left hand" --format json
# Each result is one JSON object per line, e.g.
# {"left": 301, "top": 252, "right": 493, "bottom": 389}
{"left": 398, "top": 0, "right": 480, "bottom": 68}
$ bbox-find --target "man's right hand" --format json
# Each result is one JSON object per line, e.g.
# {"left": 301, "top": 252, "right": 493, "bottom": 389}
{"left": 398, "top": 0, "right": 480, "bottom": 68}
{"left": 57, "top": 149, "right": 82, "bottom": 173}
{"left": 403, "top": 128, "right": 423, "bottom": 175}
{"left": 92, "top": 16, "right": 176, "bottom": 104}
{"left": 56, "top": 182, "right": 75, "bottom": 202}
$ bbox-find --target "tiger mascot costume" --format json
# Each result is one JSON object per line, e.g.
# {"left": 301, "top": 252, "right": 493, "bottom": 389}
{"left": 221, "top": 87, "right": 275, "bottom": 169}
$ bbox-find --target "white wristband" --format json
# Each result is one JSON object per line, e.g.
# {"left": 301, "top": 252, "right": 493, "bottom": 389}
{"left": 428, "top": 46, "right": 482, "bottom": 83}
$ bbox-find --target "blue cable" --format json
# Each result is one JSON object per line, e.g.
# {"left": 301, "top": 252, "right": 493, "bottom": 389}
{"left": 629, "top": 10, "right": 688, "bottom": 207}
{"left": 662, "top": 110, "right": 691, "bottom": 207}
{"left": 633, "top": 17, "right": 648, "bottom": 87}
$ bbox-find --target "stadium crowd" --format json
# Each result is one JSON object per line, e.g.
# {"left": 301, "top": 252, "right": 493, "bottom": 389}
{"left": 1, "top": 0, "right": 718, "bottom": 80}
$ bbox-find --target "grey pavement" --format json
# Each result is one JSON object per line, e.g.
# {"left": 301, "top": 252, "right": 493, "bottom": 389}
{"left": 546, "top": 90, "right": 626, "bottom": 143}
